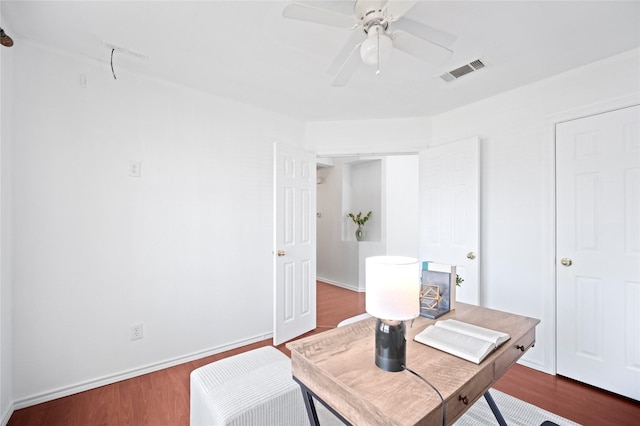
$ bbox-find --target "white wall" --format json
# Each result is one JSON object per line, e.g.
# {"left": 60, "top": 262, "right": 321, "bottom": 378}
{"left": 307, "top": 48, "right": 640, "bottom": 374}
{"left": 306, "top": 117, "right": 432, "bottom": 156}
{"left": 0, "top": 12, "right": 14, "bottom": 426}
{"left": 346, "top": 160, "right": 382, "bottom": 242}
{"left": 385, "top": 155, "right": 419, "bottom": 257}
{"left": 10, "top": 42, "right": 305, "bottom": 406}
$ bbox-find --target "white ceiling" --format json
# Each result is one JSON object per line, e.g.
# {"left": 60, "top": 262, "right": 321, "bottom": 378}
{"left": 2, "top": 1, "right": 639, "bottom": 122}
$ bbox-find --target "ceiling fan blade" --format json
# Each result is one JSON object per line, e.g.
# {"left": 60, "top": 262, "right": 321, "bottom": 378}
{"left": 392, "top": 17, "right": 457, "bottom": 48}
{"left": 391, "top": 30, "right": 453, "bottom": 67}
{"left": 295, "top": 1, "right": 355, "bottom": 17}
{"left": 384, "top": 0, "right": 418, "bottom": 21}
{"left": 331, "top": 44, "right": 362, "bottom": 87}
{"left": 327, "top": 30, "right": 366, "bottom": 76}
{"left": 283, "top": 2, "right": 357, "bottom": 29}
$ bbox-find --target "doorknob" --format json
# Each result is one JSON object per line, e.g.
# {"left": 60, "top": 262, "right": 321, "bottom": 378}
{"left": 277, "top": 250, "right": 285, "bottom": 257}
{"left": 466, "top": 252, "right": 476, "bottom": 260}
{"left": 560, "top": 258, "right": 572, "bottom": 266}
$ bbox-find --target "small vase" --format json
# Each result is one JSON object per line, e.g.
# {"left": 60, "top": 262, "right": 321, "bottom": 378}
{"left": 355, "top": 225, "right": 364, "bottom": 241}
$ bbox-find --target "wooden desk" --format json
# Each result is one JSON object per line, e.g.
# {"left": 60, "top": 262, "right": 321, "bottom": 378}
{"left": 287, "top": 303, "right": 539, "bottom": 426}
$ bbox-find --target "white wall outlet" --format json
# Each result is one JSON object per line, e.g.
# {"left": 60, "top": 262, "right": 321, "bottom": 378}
{"left": 130, "top": 323, "right": 143, "bottom": 341}
{"left": 129, "top": 161, "right": 141, "bottom": 177}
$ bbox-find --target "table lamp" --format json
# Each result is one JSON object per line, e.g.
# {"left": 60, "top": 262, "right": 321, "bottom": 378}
{"left": 365, "top": 256, "right": 420, "bottom": 372}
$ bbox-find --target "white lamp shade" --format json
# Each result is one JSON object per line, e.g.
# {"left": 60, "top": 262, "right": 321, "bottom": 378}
{"left": 365, "top": 256, "right": 420, "bottom": 321}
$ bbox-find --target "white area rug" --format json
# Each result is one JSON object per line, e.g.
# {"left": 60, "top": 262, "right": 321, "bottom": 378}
{"left": 454, "top": 389, "right": 580, "bottom": 426}
{"left": 315, "top": 388, "right": 580, "bottom": 426}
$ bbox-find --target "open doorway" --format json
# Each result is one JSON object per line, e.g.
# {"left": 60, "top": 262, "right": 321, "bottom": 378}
{"left": 315, "top": 154, "right": 420, "bottom": 292}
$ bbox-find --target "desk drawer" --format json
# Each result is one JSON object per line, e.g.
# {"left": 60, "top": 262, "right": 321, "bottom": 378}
{"left": 494, "top": 328, "right": 536, "bottom": 377}
{"left": 446, "top": 367, "right": 493, "bottom": 423}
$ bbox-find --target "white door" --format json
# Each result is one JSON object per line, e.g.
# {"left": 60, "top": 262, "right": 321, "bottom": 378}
{"left": 419, "top": 137, "right": 480, "bottom": 305}
{"left": 556, "top": 105, "right": 640, "bottom": 400}
{"left": 273, "top": 143, "right": 317, "bottom": 346}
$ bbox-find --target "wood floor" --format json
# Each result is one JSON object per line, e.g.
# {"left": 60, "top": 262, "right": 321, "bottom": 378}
{"left": 8, "top": 281, "right": 638, "bottom": 425}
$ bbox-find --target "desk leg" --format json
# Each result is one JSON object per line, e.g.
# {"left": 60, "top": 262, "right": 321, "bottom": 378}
{"left": 299, "top": 385, "right": 320, "bottom": 426}
{"left": 292, "top": 377, "right": 353, "bottom": 426}
{"left": 484, "top": 390, "right": 507, "bottom": 426}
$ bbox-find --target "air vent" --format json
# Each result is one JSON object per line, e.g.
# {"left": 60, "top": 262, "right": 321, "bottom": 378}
{"left": 440, "top": 59, "right": 486, "bottom": 82}
{"left": 469, "top": 59, "right": 485, "bottom": 70}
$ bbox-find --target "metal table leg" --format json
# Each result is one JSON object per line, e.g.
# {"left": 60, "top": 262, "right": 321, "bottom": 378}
{"left": 484, "top": 390, "right": 508, "bottom": 426}
{"left": 293, "top": 377, "right": 352, "bottom": 426}
{"left": 299, "top": 384, "right": 320, "bottom": 426}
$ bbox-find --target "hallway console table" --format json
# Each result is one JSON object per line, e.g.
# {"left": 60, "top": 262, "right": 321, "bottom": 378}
{"left": 287, "top": 303, "right": 540, "bottom": 426}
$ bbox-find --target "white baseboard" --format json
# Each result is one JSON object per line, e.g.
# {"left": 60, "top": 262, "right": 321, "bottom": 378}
{"left": 517, "top": 357, "right": 554, "bottom": 375}
{"left": 317, "top": 277, "right": 364, "bottom": 292}
{"left": 12, "top": 332, "right": 273, "bottom": 411}
{"left": 1, "top": 403, "right": 14, "bottom": 426}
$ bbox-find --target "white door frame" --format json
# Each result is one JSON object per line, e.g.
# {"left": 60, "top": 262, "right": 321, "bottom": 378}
{"left": 543, "top": 94, "right": 640, "bottom": 375}
{"left": 555, "top": 104, "right": 639, "bottom": 399}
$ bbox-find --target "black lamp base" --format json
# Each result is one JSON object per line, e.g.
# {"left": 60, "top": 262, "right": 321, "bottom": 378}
{"left": 374, "top": 318, "right": 406, "bottom": 372}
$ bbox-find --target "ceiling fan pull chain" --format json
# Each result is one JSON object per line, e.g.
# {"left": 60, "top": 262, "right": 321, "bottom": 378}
{"left": 376, "top": 32, "right": 381, "bottom": 75}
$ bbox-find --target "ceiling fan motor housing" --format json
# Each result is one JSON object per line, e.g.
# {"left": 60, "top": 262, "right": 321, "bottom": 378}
{"left": 357, "top": 0, "right": 389, "bottom": 33}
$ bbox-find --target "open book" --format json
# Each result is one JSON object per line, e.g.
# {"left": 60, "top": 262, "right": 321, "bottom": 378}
{"left": 414, "top": 319, "right": 510, "bottom": 364}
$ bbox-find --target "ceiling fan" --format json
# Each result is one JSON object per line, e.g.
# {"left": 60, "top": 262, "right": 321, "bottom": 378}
{"left": 283, "top": 0, "right": 456, "bottom": 86}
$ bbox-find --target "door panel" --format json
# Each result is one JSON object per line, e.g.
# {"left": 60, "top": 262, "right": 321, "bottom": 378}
{"left": 274, "top": 144, "right": 316, "bottom": 345}
{"left": 556, "top": 105, "right": 640, "bottom": 400}
{"left": 419, "top": 137, "right": 480, "bottom": 305}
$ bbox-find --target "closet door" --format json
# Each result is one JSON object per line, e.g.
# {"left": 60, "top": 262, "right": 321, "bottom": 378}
{"left": 556, "top": 105, "right": 640, "bottom": 400}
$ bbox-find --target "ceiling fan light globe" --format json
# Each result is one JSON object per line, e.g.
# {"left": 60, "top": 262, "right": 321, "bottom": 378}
{"left": 360, "top": 33, "right": 392, "bottom": 65}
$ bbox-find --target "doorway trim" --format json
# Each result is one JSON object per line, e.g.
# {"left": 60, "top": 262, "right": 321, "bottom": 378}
{"left": 544, "top": 93, "right": 640, "bottom": 375}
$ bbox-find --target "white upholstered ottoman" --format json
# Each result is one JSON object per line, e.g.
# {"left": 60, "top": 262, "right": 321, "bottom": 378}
{"left": 190, "top": 346, "right": 311, "bottom": 426}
